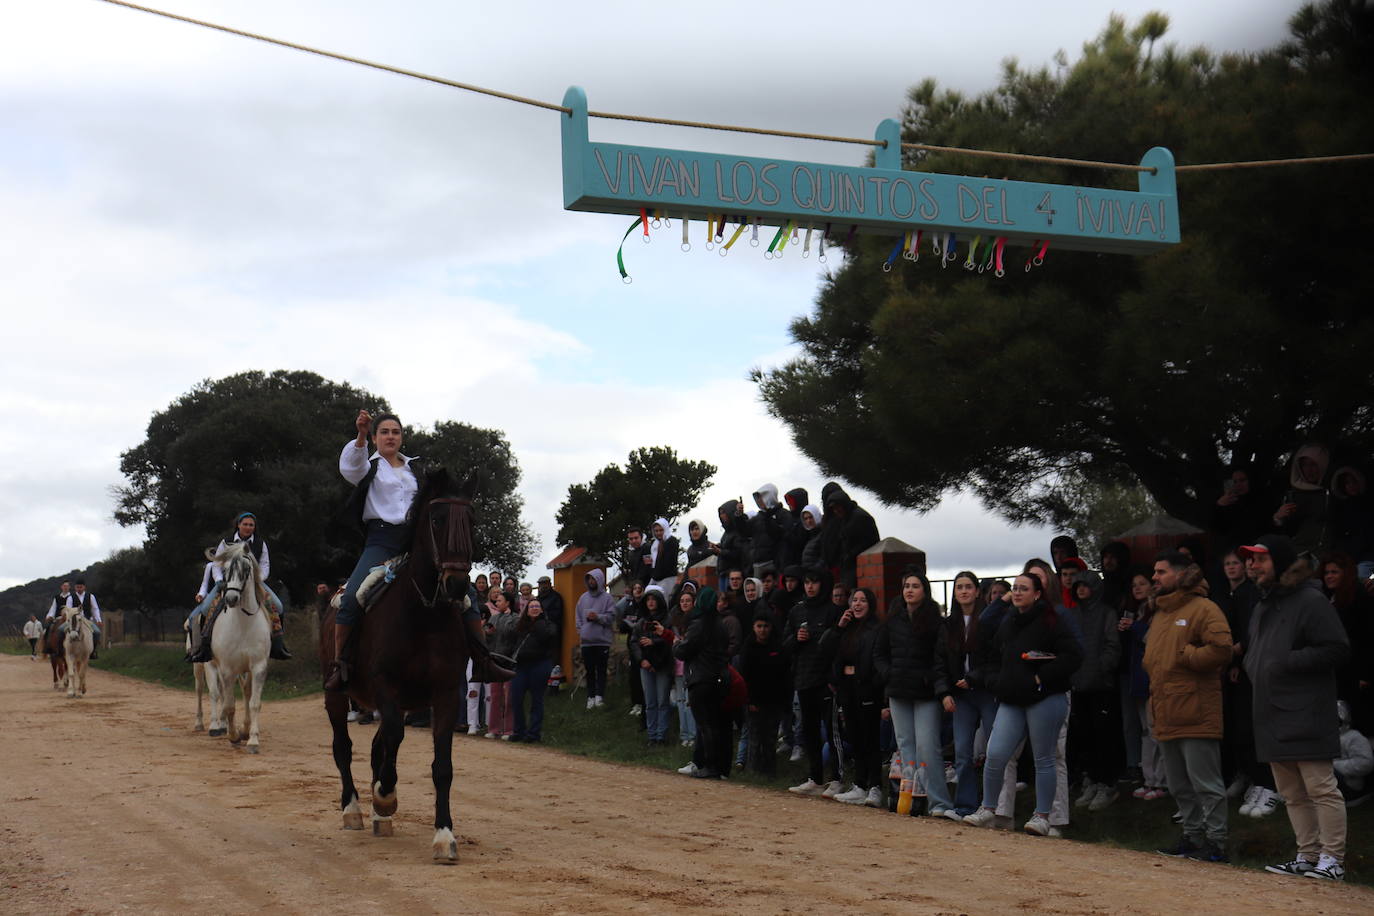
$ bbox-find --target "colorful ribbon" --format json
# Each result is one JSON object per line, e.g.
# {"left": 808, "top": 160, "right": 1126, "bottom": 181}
{"left": 617, "top": 217, "right": 641, "bottom": 282}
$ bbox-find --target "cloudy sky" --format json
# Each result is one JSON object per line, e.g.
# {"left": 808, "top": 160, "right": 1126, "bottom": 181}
{"left": 1, "top": 0, "right": 1298, "bottom": 590}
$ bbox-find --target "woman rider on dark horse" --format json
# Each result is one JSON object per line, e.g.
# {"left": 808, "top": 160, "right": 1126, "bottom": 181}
{"left": 185, "top": 511, "right": 292, "bottom": 662}
{"left": 324, "top": 409, "right": 514, "bottom": 692}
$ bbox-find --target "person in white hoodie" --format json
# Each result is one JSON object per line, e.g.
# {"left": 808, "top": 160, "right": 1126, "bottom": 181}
{"left": 576, "top": 568, "right": 617, "bottom": 709}
{"left": 1334, "top": 700, "right": 1374, "bottom": 806}
{"left": 648, "top": 518, "right": 680, "bottom": 594}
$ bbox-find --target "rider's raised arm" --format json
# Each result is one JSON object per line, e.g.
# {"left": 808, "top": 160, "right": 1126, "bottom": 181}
{"left": 340, "top": 438, "right": 371, "bottom": 485}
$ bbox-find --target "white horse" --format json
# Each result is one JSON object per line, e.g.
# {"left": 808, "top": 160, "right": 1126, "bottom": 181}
{"left": 205, "top": 542, "right": 271, "bottom": 753}
{"left": 62, "top": 606, "right": 93, "bottom": 699}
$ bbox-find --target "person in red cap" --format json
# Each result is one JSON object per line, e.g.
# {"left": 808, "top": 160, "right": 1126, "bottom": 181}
{"left": 1241, "top": 535, "right": 1351, "bottom": 882}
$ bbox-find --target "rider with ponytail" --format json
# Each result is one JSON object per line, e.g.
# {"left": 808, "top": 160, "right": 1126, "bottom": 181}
{"left": 186, "top": 511, "right": 292, "bottom": 662}
{"left": 325, "top": 409, "right": 513, "bottom": 692}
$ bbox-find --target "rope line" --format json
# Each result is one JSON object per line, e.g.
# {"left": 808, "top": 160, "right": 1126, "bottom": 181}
{"left": 94, "top": 0, "right": 1374, "bottom": 176}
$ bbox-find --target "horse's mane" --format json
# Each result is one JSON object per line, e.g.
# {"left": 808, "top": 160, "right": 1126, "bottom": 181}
{"left": 210, "top": 541, "right": 262, "bottom": 586}
{"left": 403, "top": 466, "right": 475, "bottom": 523}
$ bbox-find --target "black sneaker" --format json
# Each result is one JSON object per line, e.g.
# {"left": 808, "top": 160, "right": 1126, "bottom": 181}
{"left": 1264, "top": 858, "right": 1316, "bottom": 877}
{"left": 1185, "top": 842, "right": 1229, "bottom": 864}
{"left": 1156, "top": 836, "right": 1198, "bottom": 858}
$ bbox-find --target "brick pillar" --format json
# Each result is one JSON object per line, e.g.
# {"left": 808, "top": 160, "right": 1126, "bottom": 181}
{"left": 686, "top": 555, "right": 718, "bottom": 591}
{"left": 856, "top": 538, "right": 927, "bottom": 618}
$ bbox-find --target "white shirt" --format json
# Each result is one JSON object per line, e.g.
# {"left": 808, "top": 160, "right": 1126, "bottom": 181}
{"left": 23, "top": 619, "right": 42, "bottom": 639}
{"left": 208, "top": 537, "right": 271, "bottom": 584}
{"left": 339, "top": 441, "right": 418, "bottom": 526}
{"left": 46, "top": 592, "right": 73, "bottom": 619}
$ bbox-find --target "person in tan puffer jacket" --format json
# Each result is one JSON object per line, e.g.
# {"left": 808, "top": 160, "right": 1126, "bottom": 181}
{"left": 1143, "top": 551, "right": 1233, "bottom": 863}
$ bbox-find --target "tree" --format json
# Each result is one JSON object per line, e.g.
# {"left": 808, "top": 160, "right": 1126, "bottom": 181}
{"left": 554, "top": 446, "right": 717, "bottom": 576}
{"left": 115, "top": 370, "right": 535, "bottom": 606}
{"left": 1034, "top": 471, "right": 1163, "bottom": 561}
{"left": 754, "top": 2, "right": 1374, "bottom": 539}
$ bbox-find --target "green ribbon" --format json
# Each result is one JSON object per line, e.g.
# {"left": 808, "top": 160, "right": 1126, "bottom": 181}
{"left": 616, "top": 217, "right": 642, "bottom": 282}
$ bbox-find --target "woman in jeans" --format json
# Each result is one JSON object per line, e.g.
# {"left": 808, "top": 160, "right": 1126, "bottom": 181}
{"left": 964, "top": 573, "right": 1083, "bottom": 836}
{"left": 630, "top": 586, "right": 676, "bottom": 745}
{"left": 510, "top": 598, "right": 558, "bottom": 743}
{"left": 873, "top": 568, "right": 958, "bottom": 817}
{"left": 670, "top": 583, "right": 699, "bottom": 748}
{"left": 941, "top": 571, "right": 999, "bottom": 817}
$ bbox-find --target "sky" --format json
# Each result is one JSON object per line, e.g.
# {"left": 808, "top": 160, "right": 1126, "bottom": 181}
{"left": 0, "top": 0, "right": 1300, "bottom": 591}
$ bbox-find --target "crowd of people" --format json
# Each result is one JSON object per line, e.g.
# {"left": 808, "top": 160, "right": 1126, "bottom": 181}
{"left": 458, "top": 461, "right": 1371, "bottom": 884}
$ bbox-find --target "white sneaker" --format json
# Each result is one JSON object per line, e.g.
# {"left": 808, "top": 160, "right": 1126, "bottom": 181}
{"left": 484, "top": 731, "right": 497, "bottom": 739}
{"left": 677, "top": 762, "right": 699, "bottom": 776}
{"left": 789, "top": 746, "right": 804, "bottom": 763}
{"left": 942, "top": 808, "right": 965, "bottom": 823}
{"left": 789, "top": 779, "right": 826, "bottom": 796}
{"left": 821, "top": 780, "right": 844, "bottom": 799}
{"left": 1304, "top": 854, "right": 1345, "bottom": 881}
{"left": 1250, "top": 788, "right": 1282, "bottom": 818}
{"left": 1239, "top": 784, "right": 1260, "bottom": 817}
{"left": 594, "top": 696, "right": 604, "bottom": 707}
{"left": 586, "top": 697, "right": 595, "bottom": 710}
{"left": 346, "top": 710, "right": 359, "bottom": 723}
{"left": 629, "top": 704, "right": 643, "bottom": 716}
{"left": 835, "top": 786, "right": 867, "bottom": 805}
{"left": 963, "top": 808, "right": 996, "bottom": 828}
{"left": 1024, "top": 814, "right": 1052, "bottom": 836}
{"left": 864, "top": 787, "right": 883, "bottom": 808}
{"left": 1075, "top": 781, "right": 1099, "bottom": 808}
{"left": 466, "top": 725, "right": 480, "bottom": 736}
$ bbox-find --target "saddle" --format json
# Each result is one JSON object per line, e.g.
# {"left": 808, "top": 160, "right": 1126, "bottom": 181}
{"left": 332, "top": 554, "right": 410, "bottom": 614}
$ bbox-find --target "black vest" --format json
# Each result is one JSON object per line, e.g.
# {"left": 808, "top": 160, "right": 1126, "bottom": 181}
{"left": 227, "top": 533, "right": 265, "bottom": 562}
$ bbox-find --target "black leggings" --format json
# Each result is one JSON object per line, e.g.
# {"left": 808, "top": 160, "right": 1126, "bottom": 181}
{"left": 837, "top": 683, "right": 882, "bottom": 790}
{"left": 689, "top": 681, "right": 732, "bottom": 775}
{"left": 581, "top": 645, "right": 609, "bottom": 698}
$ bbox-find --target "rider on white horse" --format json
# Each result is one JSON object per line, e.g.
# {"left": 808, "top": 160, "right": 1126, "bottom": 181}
{"left": 186, "top": 511, "right": 292, "bottom": 663}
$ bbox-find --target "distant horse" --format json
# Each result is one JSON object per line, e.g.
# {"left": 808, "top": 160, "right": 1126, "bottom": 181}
{"left": 43, "top": 619, "right": 67, "bottom": 690}
{"left": 62, "top": 607, "right": 93, "bottom": 698}
{"left": 319, "top": 467, "right": 476, "bottom": 864}
{"left": 205, "top": 541, "right": 271, "bottom": 753}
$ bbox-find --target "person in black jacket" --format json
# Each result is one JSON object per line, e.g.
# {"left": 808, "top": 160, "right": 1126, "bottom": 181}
{"left": 875, "top": 567, "right": 957, "bottom": 817}
{"left": 785, "top": 567, "right": 842, "bottom": 796}
{"left": 942, "top": 571, "right": 999, "bottom": 817}
{"left": 818, "top": 483, "right": 880, "bottom": 590}
{"left": 631, "top": 586, "right": 676, "bottom": 746}
{"left": 674, "top": 585, "right": 732, "bottom": 778}
{"left": 648, "top": 518, "right": 680, "bottom": 593}
{"left": 509, "top": 598, "right": 559, "bottom": 743}
{"left": 963, "top": 573, "right": 1083, "bottom": 836}
{"left": 780, "top": 486, "right": 810, "bottom": 568}
{"left": 716, "top": 500, "right": 752, "bottom": 577}
{"left": 685, "top": 519, "right": 715, "bottom": 569}
{"left": 738, "top": 608, "right": 792, "bottom": 775}
{"left": 827, "top": 587, "right": 884, "bottom": 806}
{"left": 626, "top": 526, "right": 653, "bottom": 589}
{"left": 747, "top": 483, "right": 793, "bottom": 577}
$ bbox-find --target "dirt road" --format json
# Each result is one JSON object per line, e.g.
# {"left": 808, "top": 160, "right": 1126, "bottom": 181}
{"left": 1, "top": 656, "right": 1370, "bottom": 915}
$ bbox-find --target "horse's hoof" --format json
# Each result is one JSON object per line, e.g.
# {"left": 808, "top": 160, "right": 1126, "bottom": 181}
{"left": 432, "top": 828, "right": 458, "bottom": 864}
{"left": 372, "top": 782, "right": 398, "bottom": 817}
{"left": 247, "top": 745, "right": 259, "bottom": 755}
{"left": 208, "top": 728, "right": 227, "bottom": 737}
{"left": 343, "top": 812, "right": 364, "bottom": 830}
{"left": 193, "top": 725, "right": 205, "bottom": 733}
{"left": 229, "top": 735, "right": 243, "bottom": 745}
{"left": 371, "top": 816, "right": 393, "bottom": 837}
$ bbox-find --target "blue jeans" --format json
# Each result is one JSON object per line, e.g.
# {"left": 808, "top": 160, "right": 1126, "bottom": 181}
{"left": 952, "top": 687, "right": 999, "bottom": 814}
{"left": 188, "top": 582, "right": 283, "bottom": 626}
{"left": 338, "top": 521, "right": 411, "bottom": 626}
{"left": 511, "top": 658, "right": 553, "bottom": 740}
{"left": 734, "top": 716, "right": 750, "bottom": 767}
{"left": 888, "top": 696, "right": 955, "bottom": 811}
{"left": 981, "top": 692, "right": 1070, "bottom": 816}
{"left": 674, "top": 674, "right": 696, "bottom": 742}
{"left": 640, "top": 667, "right": 673, "bottom": 741}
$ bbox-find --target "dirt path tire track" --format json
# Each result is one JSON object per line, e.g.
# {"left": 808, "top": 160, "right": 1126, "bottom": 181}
{"left": 1, "top": 656, "right": 1370, "bottom": 915}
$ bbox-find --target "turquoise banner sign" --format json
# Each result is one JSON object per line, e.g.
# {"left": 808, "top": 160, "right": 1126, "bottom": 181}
{"left": 561, "top": 87, "right": 1179, "bottom": 254}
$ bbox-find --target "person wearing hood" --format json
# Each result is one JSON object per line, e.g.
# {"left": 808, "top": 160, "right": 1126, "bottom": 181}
{"left": 794, "top": 504, "right": 824, "bottom": 570}
{"left": 1333, "top": 700, "right": 1373, "bottom": 807}
{"left": 779, "top": 487, "right": 810, "bottom": 568}
{"left": 647, "top": 518, "right": 680, "bottom": 594}
{"left": 674, "top": 585, "right": 732, "bottom": 778}
{"left": 716, "top": 499, "right": 752, "bottom": 579}
{"left": 785, "top": 567, "right": 843, "bottom": 796}
{"left": 1050, "top": 535, "right": 1080, "bottom": 572}
{"left": 1214, "top": 465, "right": 1272, "bottom": 549}
{"left": 1065, "top": 569, "right": 1124, "bottom": 812}
{"left": 737, "top": 607, "right": 792, "bottom": 776}
{"left": 1272, "top": 443, "right": 1333, "bottom": 554}
{"left": 1145, "top": 551, "right": 1234, "bottom": 864}
{"left": 1242, "top": 535, "right": 1351, "bottom": 881}
{"left": 576, "top": 568, "right": 616, "bottom": 710}
{"left": 819, "top": 482, "right": 880, "bottom": 590}
{"left": 1098, "top": 541, "right": 1132, "bottom": 611}
{"left": 630, "top": 585, "right": 677, "bottom": 746}
{"left": 685, "top": 519, "right": 715, "bottom": 569}
{"left": 1329, "top": 466, "right": 1374, "bottom": 580}
{"left": 746, "top": 483, "right": 793, "bottom": 577}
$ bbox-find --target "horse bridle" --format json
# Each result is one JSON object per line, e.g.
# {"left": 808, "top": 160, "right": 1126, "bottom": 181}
{"left": 412, "top": 497, "right": 474, "bottom": 609}
{"left": 221, "top": 554, "right": 259, "bottom": 615}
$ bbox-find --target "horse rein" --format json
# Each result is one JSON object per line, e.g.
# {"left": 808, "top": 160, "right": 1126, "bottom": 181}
{"left": 412, "top": 497, "right": 474, "bottom": 610}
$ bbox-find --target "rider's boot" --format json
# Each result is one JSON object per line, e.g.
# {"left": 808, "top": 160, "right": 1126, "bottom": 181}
{"left": 323, "top": 623, "right": 354, "bottom": 692}
{"left": 189, "top": 613, "right": 215, "bottom": 664}
{"left": 465, "top": 615, "right": 515, "bottom": 683}
{"left": 270, "top": 631, "right": 293, "bottom": 661}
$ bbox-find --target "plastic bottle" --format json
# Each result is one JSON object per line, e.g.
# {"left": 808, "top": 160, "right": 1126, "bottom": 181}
{"left": 887, "top": 755, "right": 902, "bottom": 812}
{"left": 913, "top": 762, "right": 929, "bottom": 817}
{"left": 897, "top": 762, "right": 914, "bottom": 816}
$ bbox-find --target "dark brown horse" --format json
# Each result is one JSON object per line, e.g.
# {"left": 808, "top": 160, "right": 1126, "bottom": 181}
{"left": 43, "top": 620, "right": 67, "bottom": 690}
{"left": 319, "top": 466, "right": 476, "bottom": 863}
